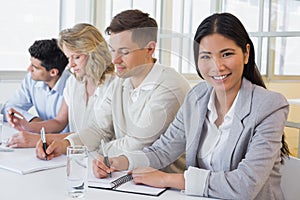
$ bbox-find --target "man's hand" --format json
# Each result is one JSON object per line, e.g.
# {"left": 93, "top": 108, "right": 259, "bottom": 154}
{"left": 8, "top": 131, "right": 39, "bottom": 148}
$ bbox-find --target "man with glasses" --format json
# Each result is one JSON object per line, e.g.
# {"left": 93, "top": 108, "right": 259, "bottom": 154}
{"left": 37, "top": 9, "right": 190, "bottom": 172}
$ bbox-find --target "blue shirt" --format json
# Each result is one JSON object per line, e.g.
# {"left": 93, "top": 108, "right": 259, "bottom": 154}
{"left": 1, "top": 70, "right": 70, "bottom": 133}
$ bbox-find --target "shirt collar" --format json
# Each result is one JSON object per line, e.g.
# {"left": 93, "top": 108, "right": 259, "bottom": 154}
{"left": 122, "top": 61, "right": 163, "bottom": 92}
{"left": 207, "top": 89, "right": 240, "bottom": 124}
{"left": 34, "top": 69, "right": 70, "bottom": 95}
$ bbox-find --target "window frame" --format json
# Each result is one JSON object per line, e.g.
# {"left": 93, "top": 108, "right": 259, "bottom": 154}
{"left": 1, "top": 0, "right": 300, "bottom": 83}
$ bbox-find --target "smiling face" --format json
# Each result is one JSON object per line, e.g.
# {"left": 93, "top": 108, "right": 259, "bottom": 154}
{"left": 109, "top": 31, "right": 154, "bottom": 79}
{"left": 198, "top": 33, "right": 250, "bottom": 95}
{"left": 62, "top": 45, "right": 88, "bottom": 79}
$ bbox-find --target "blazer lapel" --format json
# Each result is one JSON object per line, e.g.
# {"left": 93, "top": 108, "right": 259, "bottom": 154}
{"left": 186, "top": 84, "right": 212, "bottom": 167}
{"left": 222, "top": 78, "right": 253, "bottom": 170}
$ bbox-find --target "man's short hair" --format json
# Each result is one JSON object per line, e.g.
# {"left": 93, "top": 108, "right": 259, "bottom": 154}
{"left": 28, "top": 39, "right": 68, "bottom": 76}
{"left": 105, "top": 9, "right": 158, "bottom": 47}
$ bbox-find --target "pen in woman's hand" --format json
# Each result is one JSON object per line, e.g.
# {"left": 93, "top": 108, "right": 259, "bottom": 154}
{"left": 101, "top": 139, "right": 112, "bottom": 177}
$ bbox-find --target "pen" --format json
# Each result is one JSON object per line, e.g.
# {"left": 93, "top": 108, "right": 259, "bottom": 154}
{"left": 40, "top": 127, "right": 48, "bottom": 160}
{"left": 11, "top": 112, "right": 24, "bottom": 120}
{"left": 101, "top": 139, "right": 112, "bottom": 178}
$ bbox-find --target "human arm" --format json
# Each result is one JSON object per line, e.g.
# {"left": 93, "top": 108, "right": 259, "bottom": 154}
{"left": 104, "top": 80, "right": 188, "bottom": 157}
{"left": 123, "top": 83, "right": 289, "bottom": 199}
{"left": 74, "top": 73, "right": 189, "bottom": 156}
{"left": 132, "top": 167, "right": 185, "bottom": 190}
{"left": 168, "top": 86, "right": 289, "bottom": 199}
{"left": 8, "top": 100, "right": 68, "bottom": 133}
{"left": 16, "top": 100, "right": 69, "bottom": 133}
{"left": 92, "top": 155, "right": 129, "bottom": 178}
{"left": 65, "top": 80, "right": 116, "bottom": 152}
{"left": 7, "top": 131, "right": 40, "bottom": 148}
{"left": 187, "top": 89, "right": 289, "bottom": 199}
{"left": 8, "top": 130, "right": 70, "bottom": 148}
{"left": 92, "top": 154, "right": 186, "bottom": 190}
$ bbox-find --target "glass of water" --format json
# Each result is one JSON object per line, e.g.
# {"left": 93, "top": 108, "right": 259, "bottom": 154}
{"left": 0, "top": 114, "right": 5, "bottom": 146}
{"left": 67, "top": 145, "right": 88, "bottom": 198}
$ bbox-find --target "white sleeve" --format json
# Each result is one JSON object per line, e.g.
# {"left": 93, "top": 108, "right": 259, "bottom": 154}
{"left": 184, "top": 166, "right": 210, "bottom": 196}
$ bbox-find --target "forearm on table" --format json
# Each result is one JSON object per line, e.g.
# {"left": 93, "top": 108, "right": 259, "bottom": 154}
{"left": 165, "top": 173, "right": 185, "bottom": 190}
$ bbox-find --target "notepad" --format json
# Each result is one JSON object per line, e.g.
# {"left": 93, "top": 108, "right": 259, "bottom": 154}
{"left": 0, "top": 148, "right": 66, "bottom": 175}
{"left": 88, "top": 170, "right": 167, "bottom": 196}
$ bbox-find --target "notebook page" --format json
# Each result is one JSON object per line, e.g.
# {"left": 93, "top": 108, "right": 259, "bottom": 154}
{"left": 0, "top": 148, "right": 66, "bottom": 174}
{"left": 88, "top": 170, "right": 167, "bottom": 196}
{"left": 116, "top": 180, "right": 167, "bottom": 196}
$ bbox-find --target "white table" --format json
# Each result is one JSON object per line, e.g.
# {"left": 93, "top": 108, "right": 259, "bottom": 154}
{"left": 0, "top": 166, "right": 216, "bottom": 200}
{"left": 0, "top": 124, "right": 216, "bottom": 199}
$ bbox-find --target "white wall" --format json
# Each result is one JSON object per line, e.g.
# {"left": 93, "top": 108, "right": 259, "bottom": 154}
{"left": 0, "top": 80, "right": 22, "bottom": 104}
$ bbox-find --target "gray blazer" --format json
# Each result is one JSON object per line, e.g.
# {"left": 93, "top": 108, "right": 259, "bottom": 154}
{"left": 145, "top": 78, "right": 289, "bottom": 199}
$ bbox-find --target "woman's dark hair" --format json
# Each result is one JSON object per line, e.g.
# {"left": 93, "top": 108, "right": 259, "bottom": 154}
{"left": 193, "top": 12, "right": 289, "bottom": 161}
{"left": 193, "top": 12, "right": 266, "bottom": 88}
{"left": 28, "top": 39, "right": 68, "bottom": 76}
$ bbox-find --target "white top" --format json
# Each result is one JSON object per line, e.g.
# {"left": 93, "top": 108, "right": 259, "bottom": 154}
{"left": 1, "top": 70, "right": 70, "bottom": 132}
{"left": 66, "top": 63, "right": 191, "bottom": 157}
{"left": 189, "top": 90, "right": 239, "bottom": 195}
{"left": 63, "top": 74, "right": 114, "bottom": 132}
{"left": 287, "top": 98, "right": 300, "bottom": 105}
{"left": 197, "top": 90, "right": 239, "bottom": 169}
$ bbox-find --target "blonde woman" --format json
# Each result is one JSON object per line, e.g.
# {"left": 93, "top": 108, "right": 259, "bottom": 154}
{"left": 8, "top": 23, "right": 114, "bottom": 147}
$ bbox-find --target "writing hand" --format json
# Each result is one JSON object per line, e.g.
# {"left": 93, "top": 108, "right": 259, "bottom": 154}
{"left": 35, "top": 138, "right": 69, "bottom": 160}
{"left": 93, "top": 155, "right": 129, "bottom": 178}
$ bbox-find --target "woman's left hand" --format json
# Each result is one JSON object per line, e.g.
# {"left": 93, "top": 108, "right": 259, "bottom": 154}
{"left": 131, "top": 167, "right": 168, "bottom": 188}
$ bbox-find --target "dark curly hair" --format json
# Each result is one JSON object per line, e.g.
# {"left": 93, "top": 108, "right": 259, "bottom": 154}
{"left": 28, "top": 39, "right": 68, "bottom": 76}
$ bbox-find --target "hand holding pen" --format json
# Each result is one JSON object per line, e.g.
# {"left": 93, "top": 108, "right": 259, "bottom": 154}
{"left": 101, "top": 139, "right": 112, "bottom": 178}
{"left": 40, "top": 127, "right": 48, "bottom": 160}
{"left": 7, "top": 109, "right": 27, "bottom": 131}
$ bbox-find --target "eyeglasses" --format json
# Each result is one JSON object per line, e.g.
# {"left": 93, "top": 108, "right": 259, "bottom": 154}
{"left": 109, "top": 47, "right": 146, "bottom": 58}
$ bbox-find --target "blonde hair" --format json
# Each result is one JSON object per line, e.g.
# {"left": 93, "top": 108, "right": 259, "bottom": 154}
{"left": 58, "top": 23, "right": 114, "bottom": 85}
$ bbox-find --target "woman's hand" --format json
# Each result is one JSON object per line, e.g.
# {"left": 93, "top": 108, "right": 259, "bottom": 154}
{"left": 93, "top": 155, "right": 129, "bottom": 178}
{"left": 35, "top": 138, "right": 69, "bottom": 160}
{"left": 132, "top": 167, "right": 185, "bottom": 190}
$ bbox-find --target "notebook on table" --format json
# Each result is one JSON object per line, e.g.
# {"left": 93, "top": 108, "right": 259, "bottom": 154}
{"left": 88, "top": 170, "right": 167, "bottom": 196}
{"left": 0, "top": 147, "right": 66, "bottom": 175}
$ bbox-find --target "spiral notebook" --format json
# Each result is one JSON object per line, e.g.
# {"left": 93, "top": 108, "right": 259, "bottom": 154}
{"left": 88, "top": 171, "right": 167, "bottom": 196}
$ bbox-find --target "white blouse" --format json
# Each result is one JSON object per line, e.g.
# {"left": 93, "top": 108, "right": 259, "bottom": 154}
{"left": 63, "top": 74, "right": 114, "bottom": 132}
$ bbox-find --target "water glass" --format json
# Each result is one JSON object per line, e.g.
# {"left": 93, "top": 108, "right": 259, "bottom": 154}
{"left": 67, "top": 145, "right": 88, "bottom": 198}
{"left": 0, "top": 114, "right": 5, "bottom": 146}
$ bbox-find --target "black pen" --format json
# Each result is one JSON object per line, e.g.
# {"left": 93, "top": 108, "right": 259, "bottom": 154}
{"left": 40, "top": 127, "right": 48, "bottom": 160}
{"left": 101, "top": 139, "right": 112, "bottom": 177}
